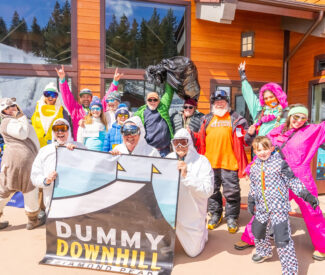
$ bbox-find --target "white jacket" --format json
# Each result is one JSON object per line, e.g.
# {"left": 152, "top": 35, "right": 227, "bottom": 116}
{"left": 168, "top": 128, "right": 214, "bottom": 257}
{"left": 114, "top": 116, "right": 160, "bottom": 157}
{"left": 31, "top": 118, "right": 85, "bottom": 211}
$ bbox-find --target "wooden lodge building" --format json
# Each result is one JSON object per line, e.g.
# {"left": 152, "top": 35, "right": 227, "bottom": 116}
{"left": 0, "top": 0, "right": 325, "bottom": 191}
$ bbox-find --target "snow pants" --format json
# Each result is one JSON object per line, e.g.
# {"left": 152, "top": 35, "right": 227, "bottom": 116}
{"left": 253, "top": 211, "right": 298, "bottom": 275}
{"left": 208, "top": 168, "right": 240, "bottom": 219}
{"left": 242, "top": 189, "right": 325, "bottom": 253}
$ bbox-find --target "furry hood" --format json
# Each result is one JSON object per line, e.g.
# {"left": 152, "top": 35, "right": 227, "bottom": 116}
{"left": 259, "top": 82, "right": 288, "bottom": 109}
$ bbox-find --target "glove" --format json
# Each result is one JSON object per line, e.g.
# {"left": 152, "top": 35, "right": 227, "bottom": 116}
{"left": 299, "top": 189, "right": 319, "bottom": 210}
{"left": 247, "top": 196, "right": 255, "bottom": 215}
{"left": 280, "top": 160, "right": 295, "bottom": 179}
{"left": 238, "top": 68, "right": 247, "bottom": 81}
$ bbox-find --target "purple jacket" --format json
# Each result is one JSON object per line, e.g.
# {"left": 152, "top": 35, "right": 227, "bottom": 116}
{"left": 268, "top": 122, "right": 325, "bottom": 195}
{"left": 59, "top": 81, "right": 118, "bottom": 140}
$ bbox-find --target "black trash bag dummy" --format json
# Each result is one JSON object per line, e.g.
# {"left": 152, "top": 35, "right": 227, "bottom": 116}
{"left": 145, "top": 56, "right": 201, "bottom": 100}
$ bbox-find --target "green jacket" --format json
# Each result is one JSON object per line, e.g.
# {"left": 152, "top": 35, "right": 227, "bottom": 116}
{"left": 134, "top": 83, "right": 175, "bottom": 139}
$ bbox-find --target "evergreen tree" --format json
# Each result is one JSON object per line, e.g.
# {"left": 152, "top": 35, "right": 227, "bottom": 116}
{"left": 146, "top": 8, "right": 162, "bottom": 66}
{"left": 106, "top": 14, "right": 118, "bottom": 67}
{"left": 129, "top": 19, "right": 139, "bottom": 68}
{"left": 9, "top": 11, "right": 29, "bottom": 50}
{"left": 138, "top": 18, "right": 148, "bottom": 68}
{"left": 160, "top": 9, "right": 177, "bottom": 58}
{"left": 30, "top": 17, "right": 43, "bottom": 56}
{"left": 0, "top": 17, "right": 7, "bottom": 42}
{"left": 113, "top": 14, "right": 130, "bottom": 67}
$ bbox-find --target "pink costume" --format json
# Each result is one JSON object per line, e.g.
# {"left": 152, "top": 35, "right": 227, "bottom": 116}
{"left": 241, "top": 122, "right": 325, "bottom": 253}
{"left": 59, "top": 81, "right": 118, "bottom": 140}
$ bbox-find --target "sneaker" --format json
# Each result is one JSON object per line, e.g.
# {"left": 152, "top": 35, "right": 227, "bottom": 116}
{"left": 227, "top": 218, "right": 238, "bottom": 234}
{"left": 208, "top": 214, "right": 222, "bottom": 230}
{"left": 312, "top": 250, "right": 325, "bottom": 261}
{"left": 234, "top": 240, "right": 254, "bottom": 250}
{"left": 252, "top": 253, "right": 272, "bottom": 263}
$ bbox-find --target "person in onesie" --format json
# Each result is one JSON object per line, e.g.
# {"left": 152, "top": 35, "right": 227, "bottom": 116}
{"left": 248, "top": 136, "right": 318, "bottom": 274}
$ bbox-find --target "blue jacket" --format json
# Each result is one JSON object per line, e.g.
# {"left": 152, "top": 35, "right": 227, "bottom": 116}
{"left": 103, "top": 122, "right": 123, "bottom": 152}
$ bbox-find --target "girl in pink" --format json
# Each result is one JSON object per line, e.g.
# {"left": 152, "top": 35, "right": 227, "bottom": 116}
{"left": 237, "top": 104, "right": 325, "bottom": 261}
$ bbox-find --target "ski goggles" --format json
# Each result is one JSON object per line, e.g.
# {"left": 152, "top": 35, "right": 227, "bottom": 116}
{"left": 106, "top": 99, "right": 116, "bottom": 103}
{"left": 292, "top": 114, "right": 307, "bottom": 122}
{"left": 43, "top": 91, "right": 58, "bottom": 98}
{"left": 172, "top": 138, "right": 189, "bottom": 148}
{"left": 117, "top": 114, "right": 129, "bottom": 119}
{"left": 121, "top": 124, "right": 140, "bottom": 136}
{"left": 91, "top": 107, "right": 101, "bottom": 111}
{"left": 52, "top": 124, "right": 69, "bottom": 133}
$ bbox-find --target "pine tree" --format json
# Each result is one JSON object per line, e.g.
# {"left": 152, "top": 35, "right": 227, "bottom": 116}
{"left": 0, "top": 17, "right": 7, "bottom": 42}
{"left": 146, "top": 8, "right": 162, "bottom": 66}
{"left": 129, "top": 19, "right": 139, "bottom": 68}
{"left": 160, "top": 9, "right": 177, "bottom": 58}
{"left": 30, "top": 17, "right": 43, "bottom": 56}
{"left": 138, "top": 18, "right": 148, "bottom": 68}
{"left": 9, "top": 11, "right": 29, "bottom": 50}
{"left": 113, "top": 14, "right": 130, "bottom": 67}
{"left": 106, "top": 14, "right": 118, "bottom": 67}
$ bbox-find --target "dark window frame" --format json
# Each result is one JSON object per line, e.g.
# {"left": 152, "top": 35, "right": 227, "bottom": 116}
{"left": 241, "top": 31, "right": 255, "bottom": 58}
{"left": 0, "top": 0, "right": 78, "bottom": 94}
{"left": 100, "top": 0, "right": 191, "bottom": 98}
{"left": 314, "top": 54, "right": 325, "bottom": 77}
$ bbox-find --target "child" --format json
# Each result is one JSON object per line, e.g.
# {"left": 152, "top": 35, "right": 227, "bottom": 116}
{"left": 248, "top": 136, "right": 318, "bottom": 275}
{"left": 77, "top": 96, "right": 107, "bottom": 151}
{"left": 103, "top": 104, "right": 130, "bottom": 152}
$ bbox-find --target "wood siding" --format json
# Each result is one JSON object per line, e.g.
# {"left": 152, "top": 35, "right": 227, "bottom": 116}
{"left": 77, "top": 0, "right": 101, "bottom": 96}
{"left": 191, "top": 1, "right": 284, "bottom": 113}
{"left": 287, "top": 32, "right": 325, "bottom": 106}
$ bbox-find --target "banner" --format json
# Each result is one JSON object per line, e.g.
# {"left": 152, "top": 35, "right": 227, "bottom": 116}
{"left": 40, "top": 147, "right": 180, "bottom": 275}
{"left": 6, "top": 192, "right": 24, "bottom": 208}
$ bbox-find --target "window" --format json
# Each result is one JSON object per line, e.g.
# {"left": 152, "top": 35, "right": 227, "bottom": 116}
{"left": 105, "top": 0, "right": 187, "bottom": 69}
{"left": 314, "top": 54, "right": 325, "bottom": 76}
{"left": 0, "top": 0, "right": 72, "bottom": 65}
{"left": 0, "top": 75, "right": 72, "bottom": 118}
{"left": 241, "top": 32, "right": 254, "bottom": 58}
{"left": 105, "top": 78, "right": 182, "bottom": 113}
{"left": 311, "top": 83, "right": 325, "bottom": 123}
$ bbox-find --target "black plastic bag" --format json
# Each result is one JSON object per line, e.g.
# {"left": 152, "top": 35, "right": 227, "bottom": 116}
{"left": 145, "top": 56, "right": 201, "bottom": 100}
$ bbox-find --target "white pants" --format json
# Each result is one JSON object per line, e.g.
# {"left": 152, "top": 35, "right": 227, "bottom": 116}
{"left": 0, "top": 188, "right": 39, "bottom": 219}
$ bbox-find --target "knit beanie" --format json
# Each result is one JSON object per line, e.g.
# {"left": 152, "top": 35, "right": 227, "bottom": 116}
{"left": 89, "top": 96, "right": 103, "bottom": 110}
{"left": 43, "top": 82, "right": 58, "bottom": 94}
{"left": 115, "top": 104, "right": 130, "bottom": 118}
{"left": 184, "top": 98, "right": 197, "bottom": 107}
{"left": 107, "top": 91, "right": 121, "bottom": 102}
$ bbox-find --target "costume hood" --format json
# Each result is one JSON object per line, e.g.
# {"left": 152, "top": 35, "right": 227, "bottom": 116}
{"left": 259, "top": 82, "right": 288, "bottom": 109}
{"left": 171, "top": 128, "right": 199, "bottom": 162}
{"left": 51, "top": 118, "right": 73, "bottom": 144}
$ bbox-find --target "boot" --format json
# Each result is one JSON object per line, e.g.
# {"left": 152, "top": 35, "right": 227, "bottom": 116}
{"left": 207, "top": 213, "right": 222, "bottom": 230}
{"left": 0, "top": 212, "right": 9, "bottom": 230}
{"left": 26, "top": 210, "right": 46, "bottom": 230}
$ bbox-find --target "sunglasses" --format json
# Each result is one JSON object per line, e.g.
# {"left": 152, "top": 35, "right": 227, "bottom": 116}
{"left": 172, "top": 138, "right": 189, "bottom": 148}
{"left": 117, "top": 114, "right": 129, "bottom": 119}
{"left": 5, "top": 104, "right": 16, "bottom": 110}
{"left": 292, "top": 114, "right": 307, "bottom": 122}
{"left": 106, "top": 99, "right": 115, "bottom": 103}
{"left": 91, "top": 107, "right": 101, "bottom": 112}
{"left": 183, "top": 105, "right": 194, "bottom": 110}
{"left": 52, "top": 124, "right": 69, "bottom": 132}
{"left": 121, "top": 124, "right": 140, "bottom": 136}
{"left": 147, "top": 98, "right": 158, "bottom": 102}
{"left": 43, "top": 91, "right": 58, "bottom": 98}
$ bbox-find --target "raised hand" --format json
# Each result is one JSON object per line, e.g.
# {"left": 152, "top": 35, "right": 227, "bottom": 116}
{"left": 113, "top": 68, "right": 124, "bottom": 82}
{"left": 55, "top": 65, "right": 66, "bottom": 81}
{"left": 238, "top": 61, "right": 246, "bottom": 72}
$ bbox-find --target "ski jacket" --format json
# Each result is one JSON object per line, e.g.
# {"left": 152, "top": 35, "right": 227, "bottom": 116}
{"left": 193, "top": 111, "right": 251, "bottom": 178}
{"left": 167, "top": 129, "right": 214, "bottom": 257}
{"left": 249, "top": 152, "right": 305, "bottom": 214}
{"left": 103, "top": 122, "right": 122, "bottom": 152}
{"left": 134, "top": 83, "right": 175, "bottom": 139}
{"left": 268, "top": 122, "right": 325, "bottom": 194}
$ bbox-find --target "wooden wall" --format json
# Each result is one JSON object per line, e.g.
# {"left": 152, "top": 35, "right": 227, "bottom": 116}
{"left": 77, "top": 0, "right": 101, "bottom": 96}
{"left": 287, "top": 32, "right": 325, "bottom": 106}
{"left": 191, "top": 1, "right": 284, "bottom": 114}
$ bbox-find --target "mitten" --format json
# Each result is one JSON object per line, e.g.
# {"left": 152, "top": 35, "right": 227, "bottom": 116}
{"left": 299, "top": 189, "right": 319, "bottom": 210}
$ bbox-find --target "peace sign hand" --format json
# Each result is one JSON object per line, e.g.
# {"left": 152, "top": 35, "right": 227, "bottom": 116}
{"left": 55, "top": 65, "right": 66, "bottom": 81}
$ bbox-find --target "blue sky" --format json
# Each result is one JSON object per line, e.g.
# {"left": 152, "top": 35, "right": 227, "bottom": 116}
{"left": 106, "top": 0, "right": 185, "bottom": 28}
{"left": 0, "top": 0, "right": 69, "bottom": 30}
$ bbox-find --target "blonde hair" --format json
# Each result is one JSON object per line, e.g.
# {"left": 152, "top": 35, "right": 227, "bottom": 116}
{"left": 85, "top": 109, "right": 107, "bottom": 128}
{"left": 252, "top": 136, "right": 273, "bottom": 151}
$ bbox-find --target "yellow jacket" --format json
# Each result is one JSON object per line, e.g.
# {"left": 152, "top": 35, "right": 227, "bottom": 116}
{"left": 31, "top": 97, "right": 65, "bottom": 148}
